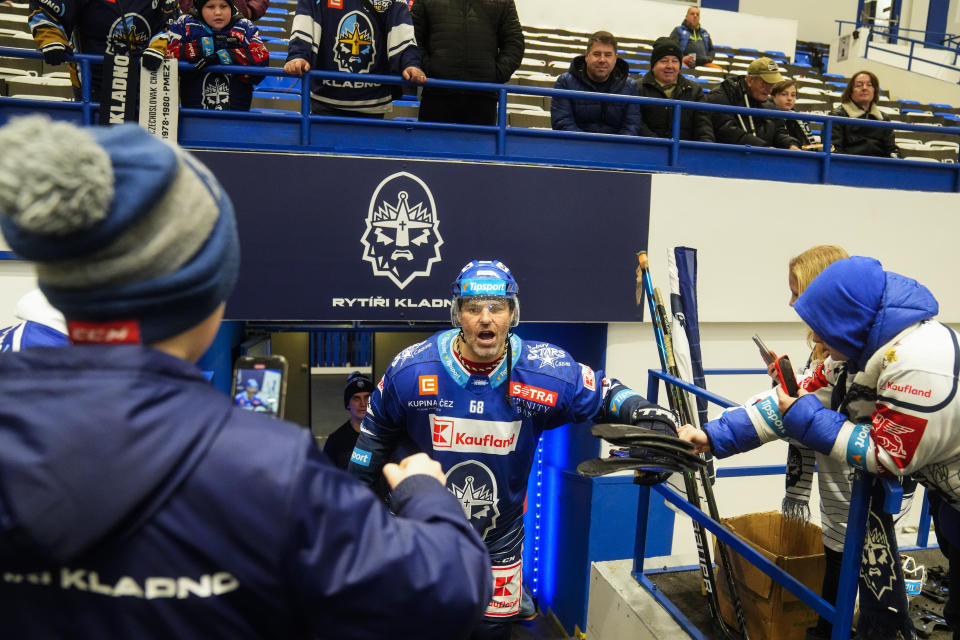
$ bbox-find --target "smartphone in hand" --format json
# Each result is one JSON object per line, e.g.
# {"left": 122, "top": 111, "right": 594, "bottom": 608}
{"left": 752, "top": 334, "right": 776, "bottom": 366}
{"left": 774, "top": 356, "right": 800, "bottom": 397}
{"left": 232, "top": 354, "right": 288, "bottom": 418}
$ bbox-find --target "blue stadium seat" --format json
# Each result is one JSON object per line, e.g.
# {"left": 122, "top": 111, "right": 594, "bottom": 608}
{"left": 258, "top": 75, "right": 301, "bottom": 92}
{"left": 930, "top": 103, "right": 955, "bottom": 109}
{"left": 822, "top": 72, "right": 845, "bottom": 79}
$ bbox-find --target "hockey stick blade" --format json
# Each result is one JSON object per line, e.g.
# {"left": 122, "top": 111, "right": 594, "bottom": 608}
{"left": 592, "top": 423, "right": 695, "bottom": 449}
{"left": 577, "top": 456, "right": 688, "bottom": 478}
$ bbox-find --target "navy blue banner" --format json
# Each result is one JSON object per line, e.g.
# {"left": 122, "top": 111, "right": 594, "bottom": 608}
{"left": 194, "top": 152, "right": 651, "bottom": 322}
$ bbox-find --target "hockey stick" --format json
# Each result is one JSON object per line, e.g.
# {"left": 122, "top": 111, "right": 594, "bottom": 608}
{"left": 637, "top": 251, "right": 750, "bottom": 640}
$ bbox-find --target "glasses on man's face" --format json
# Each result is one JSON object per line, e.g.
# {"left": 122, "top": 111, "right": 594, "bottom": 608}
{"left": 854, "top": 82, "right": 874, "bottom": 89}
{"left": 462, "top": 300, "right": 509, "bottom": 316}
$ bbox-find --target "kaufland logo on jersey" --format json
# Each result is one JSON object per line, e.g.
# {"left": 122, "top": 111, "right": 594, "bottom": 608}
{"left": 508, "top": 382, "right": 557, "bottom": 407}
{"left": 429, "top": 415, "right": 522, "bottom": 454}
{"left": 880, "top": 381, "right": 932, "bottom": 398}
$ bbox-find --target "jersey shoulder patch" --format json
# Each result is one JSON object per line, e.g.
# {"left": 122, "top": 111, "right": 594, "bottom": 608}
{"left": 514, "top": 341, "right": 577, "bottom": 382}
{"left": 386, "top": 335, "right": 440, "bottom": 373}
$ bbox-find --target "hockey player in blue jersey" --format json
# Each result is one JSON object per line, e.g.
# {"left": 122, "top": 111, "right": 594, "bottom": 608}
{"left": 349, "top": 259, "right": 679, "bottom": 640}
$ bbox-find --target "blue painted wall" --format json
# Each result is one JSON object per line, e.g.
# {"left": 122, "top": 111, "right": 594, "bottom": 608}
{"left": 926, "top": 0, "right": 951, "bottom": 44}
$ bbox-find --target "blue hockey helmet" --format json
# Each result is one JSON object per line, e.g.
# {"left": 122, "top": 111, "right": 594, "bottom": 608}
{"left": 450, "top": 259, "right": 519, "bottom": 328}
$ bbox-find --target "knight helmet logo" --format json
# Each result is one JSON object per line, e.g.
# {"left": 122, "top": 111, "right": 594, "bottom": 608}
{"left": 106, "top": 14, "right": 151, "bottom": 55}
{"left": 334, "top": 11, "right": 376, "bottom": 74}
{"left": 446, "top": 460, "right": 500, "bottom": 540}
{"left": 361, "top": 172, "right": 443, "bottom": 289}
{"left": 201, "top": 73, "right": 231, "bottom": 110}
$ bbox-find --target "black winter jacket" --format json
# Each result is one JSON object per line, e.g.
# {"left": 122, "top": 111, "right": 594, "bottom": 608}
{"left": 703, "top": 76, "right": 798, "bottom": 148}
{"left": 550, "top": 56, "right": 641, "bottom": 135}
{"left": 829, "top": 101, "right": 902, "bottom": 158}
{"left": 411, "top": 0, "right": 524, "bottom": 84}
{"left": 637, "top": 71, "right": 711, "bottom": 141}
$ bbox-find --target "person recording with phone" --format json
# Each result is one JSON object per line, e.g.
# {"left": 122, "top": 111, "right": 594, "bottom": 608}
{"left": 679, "top": 256, "right": 955, "bottom": 640}
{"left": 0, "top": 115, "right": 491, "bottom": 639}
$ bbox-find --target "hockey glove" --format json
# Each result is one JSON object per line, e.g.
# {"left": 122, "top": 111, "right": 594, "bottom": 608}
{"left": 141, "top": 48, "right": 165, "bottom": 72}
{"left": 41, "top": 43, "right": 69, "bottom": 66}
{"left": 214, "top": 34, "right": 242, "bottom": 50}
{"left": 193, "top": 54, "right": 221, "bottom": 71}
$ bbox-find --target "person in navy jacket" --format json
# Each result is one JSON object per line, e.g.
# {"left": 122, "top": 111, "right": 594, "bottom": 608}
{"left": 550, "top": 30, "right": 641, "bottom": 136}
{"left": 0, "top": 115, "right": 491, "bottom": 640}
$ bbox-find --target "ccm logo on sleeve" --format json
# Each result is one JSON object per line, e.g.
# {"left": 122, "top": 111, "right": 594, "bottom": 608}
{"left": 509, "top": 382, "right": 557, "bottom": 407}
{"left": 871, "top": 405, "right": 928, "bottom": 470}
{"left": 430, "top": 415, "right": 522, "bottom": 454}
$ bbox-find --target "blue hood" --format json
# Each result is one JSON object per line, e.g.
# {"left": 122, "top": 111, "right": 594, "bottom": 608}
{"left": 0, "top": 345, "right": 230, "bottom": 563}
{"left": 794, "top": 256, "right": 939, "bottom": 371}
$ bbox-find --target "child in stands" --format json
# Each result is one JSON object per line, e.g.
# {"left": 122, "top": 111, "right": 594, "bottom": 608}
{"left": 165, "top": 0, "right": 269, "bottom": 110}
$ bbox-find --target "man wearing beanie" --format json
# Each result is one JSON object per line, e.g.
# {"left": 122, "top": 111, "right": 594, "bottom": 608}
{"left": 703, "top": 56, "right": 800, "bottom": 149}
{"left": 680, "top": 256, "right": 960, "bottom": 639}
{"left": 323, "top": 371, "right": 373, "bottom": 470}
{"left": 0, "top": 116, "right": 491, "bottom": 639}
{"left": 551, "top": 30, "right": 642, "bottom": 135}
{"left": 637, "top": 37, "right": 711, "bottom": 141}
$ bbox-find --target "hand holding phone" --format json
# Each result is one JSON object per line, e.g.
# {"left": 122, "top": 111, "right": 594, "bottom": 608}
{"left": 752, "top": 334, "right": 776, "bottom": 366}
{"left": 774, "top": 355, "right": 799, "bottom": 397}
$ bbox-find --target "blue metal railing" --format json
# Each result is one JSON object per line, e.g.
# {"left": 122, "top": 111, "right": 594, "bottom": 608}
{"left": 637, "top": 368, "right": 933, "bottom": 640}
{"left": 837, "top": 20, "right": 960, "bottom": 76}
{"left": 3, "top": 46, "right": 960, "bottom": 193}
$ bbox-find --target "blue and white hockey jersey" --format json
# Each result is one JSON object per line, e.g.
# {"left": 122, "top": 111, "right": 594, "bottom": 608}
{"left": 286, "top": 0, "right": 419, "bottom": 113}
{"left": 349, "top": 329, "right": 631, "bottom": 617}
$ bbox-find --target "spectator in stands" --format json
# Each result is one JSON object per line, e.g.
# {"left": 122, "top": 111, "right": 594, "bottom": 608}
{"left": 703, "top": 57, "right": 799, "bottom": 150}
{"left": 412, "top": 0, "right": 524, "bottom": 125}
{"left": 550, "top": 31, "right": 641, "bottom": 136}
{"left": 323, "top": 371, "right": 374, "bottom": 470}
{"left": 165, "top": 0, "right": 269, "bottom": 111}
{"left": 284, "top": 0, "right": 426, "bottom": 118}
{"left": 0, "top": 115, "right": 492, "bottom": 639}
{"left": 179, "top": 0, "right": 267, "bottom": 22}
{"left": 28, "top": 0, "right": 175, "bottom": 95}
{"left": 669, "top": 5, "right": 715, "bottom": 68}
{"left": 637, "top": 37, "right": 710, "bottom": 141}
{"left": 830, "top": 70, "right": 901, "bottom": 158}
{"left": 771, "top": 79, "right": 816, "bottom": 148}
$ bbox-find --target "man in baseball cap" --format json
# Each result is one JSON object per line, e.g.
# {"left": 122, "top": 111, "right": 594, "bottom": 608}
{"left": 703, "top": 56, "right": 799, "bottom": 149}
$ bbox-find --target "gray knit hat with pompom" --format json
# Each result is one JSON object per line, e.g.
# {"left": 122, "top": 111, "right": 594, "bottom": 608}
{"left": 0, "top": 116, "right": 240, "bottom": 344}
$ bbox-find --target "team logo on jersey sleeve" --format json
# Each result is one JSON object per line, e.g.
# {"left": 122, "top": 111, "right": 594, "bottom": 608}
{"left": 525, "top": 344, "right": 568, "bottom": 369}
{"left": 334, "top": 11, "right": 376, "bottom": 73}
{"left": 361, "top": 172, "right": 443, "bottom": 290}
{"left": 871, "top": 405, "right": 928, "bottom": 470}
{"left": 581, "top": 364, "right": 596, "bottom": 391}
{"left": 446, "top": 460, "right": 500, "bottom": 540}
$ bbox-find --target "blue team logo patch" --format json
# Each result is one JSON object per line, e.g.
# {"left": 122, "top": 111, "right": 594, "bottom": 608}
{"left": 106, "top": 14, "right": 151, "bottom": 55}
{"left": 350, "top": 447, "right": 372, "bottom": 467}
{"left": 446, "top": 460, "right": 500, "bottom": 540}
{"left": 460, "top": 279, "right": 507, "bottom": 297}
{"left": 361, "top": 172, "right": 443, "bottom": 290}
{"left": 334, "top": 11, "right": 376, "bottom": 74}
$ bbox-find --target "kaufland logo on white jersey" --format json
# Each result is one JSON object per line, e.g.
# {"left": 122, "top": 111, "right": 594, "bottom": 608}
{"left": 430, "top": 415, "right": 522, "bottom": 454}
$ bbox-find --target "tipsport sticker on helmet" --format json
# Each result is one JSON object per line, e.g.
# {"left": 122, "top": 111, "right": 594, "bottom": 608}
{"left": 460, "top": 279, "right": 507, "bottom": 297}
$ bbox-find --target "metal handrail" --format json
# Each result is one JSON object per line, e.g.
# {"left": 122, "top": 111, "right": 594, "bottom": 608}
{"left": 2, "top": 45, "right": 959, "bottom": 171}
{"left": 836, "top": 20, "right": 960, "bottom": 75}
{"left": 636, "top": 368, "right": 921, "bottom": 640}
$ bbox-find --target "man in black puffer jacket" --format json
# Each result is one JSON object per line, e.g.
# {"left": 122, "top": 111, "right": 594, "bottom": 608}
{"left": 703, "top": 57, "right": 799, "bottom": 149}
{"left": 637, "top": 37, "right": 710, "bottom": 140}
{"left": 550, "top": 31, "right": 641, "bottom": 135}
{"left": 412, "top": 0, "right": 524, "bottom": 125}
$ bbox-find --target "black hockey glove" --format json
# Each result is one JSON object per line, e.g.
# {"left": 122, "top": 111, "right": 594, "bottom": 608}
{"left": 141, "top": 48, "right": 165, "bottom": 72}
{"left": 193, "top": 54, "right": 221, "bottom": 71}
{"left": 41, "top": 43, "right": 69, "bottom": 66}
{"left": 213, "top": 34, "right": 242, "bottom": 50}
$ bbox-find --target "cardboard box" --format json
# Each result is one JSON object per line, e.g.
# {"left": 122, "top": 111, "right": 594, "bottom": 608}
{"left": 714, "top": 511, "right": 826, "bottom": 640}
